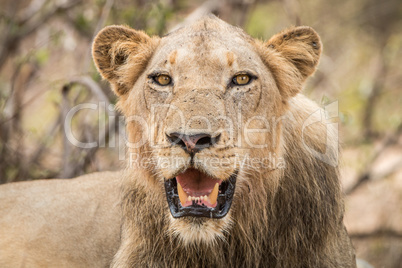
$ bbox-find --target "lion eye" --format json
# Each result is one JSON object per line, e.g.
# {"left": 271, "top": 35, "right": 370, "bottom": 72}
{"left": 233, "top": 74, "right": 250, "bottom": 85}
{"left": 154, "top": 74, "right": 172, "bottom": 86}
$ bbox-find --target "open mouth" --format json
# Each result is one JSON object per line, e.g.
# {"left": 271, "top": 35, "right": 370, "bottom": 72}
{"left": 164, "top": 168, "right": 237, "bottom": 219}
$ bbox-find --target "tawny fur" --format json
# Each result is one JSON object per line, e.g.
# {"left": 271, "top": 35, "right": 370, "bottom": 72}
{"left": 0, "top": 15, "right": 356, "bottom": 268}
{"left": 0, "top": 172, "right": 122, "bottom": 267}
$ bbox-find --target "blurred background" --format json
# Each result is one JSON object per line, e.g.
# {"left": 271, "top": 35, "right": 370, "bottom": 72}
{"left": 0, "top": 0, "right": 401, "bottom": 266}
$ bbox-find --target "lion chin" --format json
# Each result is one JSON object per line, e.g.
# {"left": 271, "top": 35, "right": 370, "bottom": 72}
{"left": 168, "top": 214, "right": 232, "bottom": 246}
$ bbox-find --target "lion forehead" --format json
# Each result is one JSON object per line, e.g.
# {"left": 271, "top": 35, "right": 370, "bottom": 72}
{"left": 149, "top": 34, "right": 263, "bottom": 82}
{"left": 153, "top": 20, "right": 256, "bottom": 65}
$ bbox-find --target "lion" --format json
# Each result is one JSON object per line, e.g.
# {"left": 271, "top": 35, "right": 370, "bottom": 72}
{"left": 0, "top": 15, "right": 357, "bottom": 267}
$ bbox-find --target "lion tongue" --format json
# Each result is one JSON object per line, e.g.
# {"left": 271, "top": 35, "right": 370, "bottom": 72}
{"left": 176, "top": 169, "right": 221, "bottom": 207}
{"left": 177, "top": 182, "right": 219, "bottom": 207}
{"left": 176, "top": 169, "right": 219, "bottom": 194}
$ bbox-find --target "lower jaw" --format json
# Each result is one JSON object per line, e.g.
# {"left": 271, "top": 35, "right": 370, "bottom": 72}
{"left": 164, "top": 171, "right": 238, "bottom": 219}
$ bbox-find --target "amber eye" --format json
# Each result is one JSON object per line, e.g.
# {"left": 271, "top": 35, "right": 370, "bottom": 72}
{"left": 154, "top": 74, "right": 172, "bottom": 86}
{"left": 233, "top": 74, "right": 250, "bottom": 85}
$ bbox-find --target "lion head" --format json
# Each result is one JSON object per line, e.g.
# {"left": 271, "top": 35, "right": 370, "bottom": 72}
{"left": 93, "top": 16, "right": 351, "bottom": 267}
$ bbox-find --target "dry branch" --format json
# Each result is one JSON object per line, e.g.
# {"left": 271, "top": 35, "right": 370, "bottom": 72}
{"left": 362, "top": 51, "right": 389, "bottom": 139}
{"left": 346, "top": 123, "right": 402, "bottom": 195}
{"left": 0, "top": 0, "right": 82, "bottom": 71}
{"left": 350, "top": 228, "right": 402, "bottom": 239}
{"left": 60, "top": 76, "right": 120, "bottom": 178}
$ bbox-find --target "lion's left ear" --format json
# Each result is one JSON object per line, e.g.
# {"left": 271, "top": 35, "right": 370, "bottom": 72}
{"left": 258, "top": 26, "right": 322, "bottom": 100}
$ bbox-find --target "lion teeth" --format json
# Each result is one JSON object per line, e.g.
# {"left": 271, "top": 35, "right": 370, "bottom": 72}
{"left": 181, "top": 188, "right": 218, "bottom": 205}
{"left": 208, "top": 183, "right": 219, "bottom": 205}
{"left": 177, "top": 183, "right": 188, "bottom": 205}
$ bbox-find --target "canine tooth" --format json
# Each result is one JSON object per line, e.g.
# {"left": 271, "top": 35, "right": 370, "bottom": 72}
{"left": 187, "top": 196, "right": 192, "bottom": 202}
{"left": 204, "top": 195, "right": 208, "bottom": 201}
{"left": 177, "top": 183, "right": 188, "bottom": 205}
{"left": 209, "top": 183, "right": 219, "bottom": 205}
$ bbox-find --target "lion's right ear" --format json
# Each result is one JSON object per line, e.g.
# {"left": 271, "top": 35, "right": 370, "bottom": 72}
{"left": 257, "top": 26, "right": 322, "bottom": 100}
{"left": 92, "top": 25, "right": 160, "bottom": 95}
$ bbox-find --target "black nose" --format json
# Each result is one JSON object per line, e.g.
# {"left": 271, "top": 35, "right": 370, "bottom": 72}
{"left": 166, "top": 132, "right": 220, "bottom": 154}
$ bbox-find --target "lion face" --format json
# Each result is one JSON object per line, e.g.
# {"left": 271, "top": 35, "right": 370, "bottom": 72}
{"left": 93, "top": 16, "right": 321, "bottom": 244}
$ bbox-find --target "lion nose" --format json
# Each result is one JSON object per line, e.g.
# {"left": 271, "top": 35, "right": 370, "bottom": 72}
{"left": 166, "top": 132, "right": 220, "bottom": 154}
